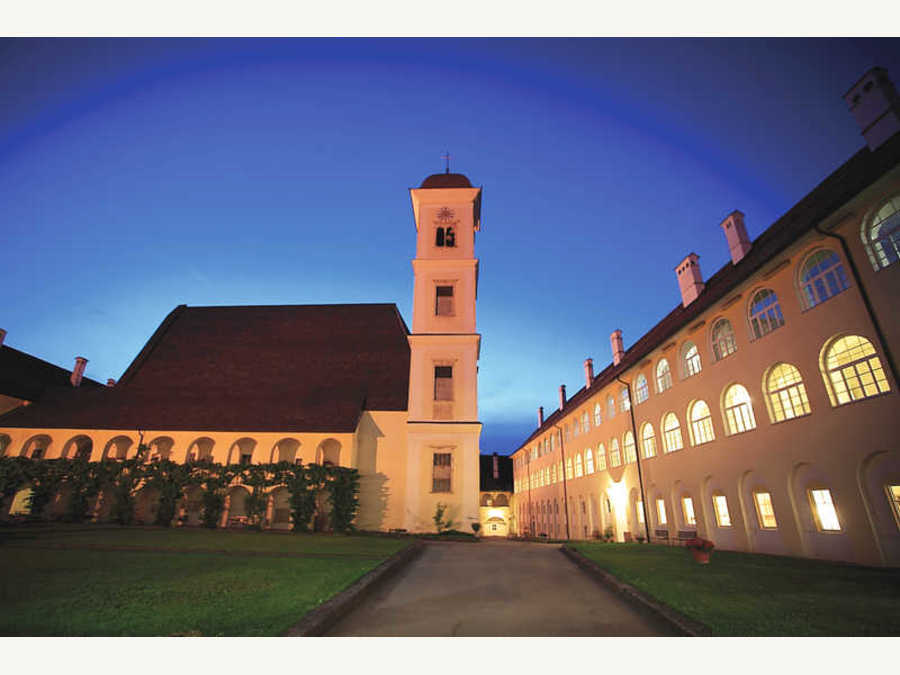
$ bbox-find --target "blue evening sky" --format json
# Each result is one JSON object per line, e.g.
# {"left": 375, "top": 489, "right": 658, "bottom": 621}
{"left": 2, "top": 38, "right": 899, "bottom": 452}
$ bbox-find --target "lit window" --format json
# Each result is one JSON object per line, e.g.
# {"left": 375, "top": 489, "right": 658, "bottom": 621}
{"left": 662, "top": 412, "right": 683, "bottom": 452}
{"left": 682, "top": 341, "right": 702, "bottom": 378}
{"left": 596, "top": 444, "right": 607, "bottom": 471}
{"left": 582, "top": 411, "right": 590, "bottom": 433}
{"left": 656, "top": 499, "right": 667, "bottom": 526}
{"left": 432, "top": 453, "right": 451, "bottom": 492}
{"left": 434, "top": 366, "right": 453, "bottom": 400}
{"left": 749, "top": 289, "right": 785, "bottom": 339}
{"left": 635, "top": 374, "right": 649, "bottom": 404}
{"left": 607, "top": 396, "right": 616, "bottom": 419}
{"left": 689, "top": 400, "right": 715, "bottom": 445}
{"left": 623, "top": 431, "right": 636, "bottom": 464}
{"left": 565, "top": 458, "right": 573, "bottom": 480}
{"left": 711, "top": 318, "right": 737, "bottom": 361}
{"left": 585, "top": 448, "right": 594, "bottom": 474}
{"left": 863, "top": 195, "right": 900, "bottom": 270}
{"left": 754, "top": 491, "right": 778, "bottom": 529}
{"left": 887, "top": 485, "right": 900, "bottom": 530}
{"left": 574, "top": 453, "right": 583, "bottom": 477}
{"left": 723, "top": 384, "right": 756, "bottom": 435}
{"left": 641, "top": 423, "right": 656, "bottom": 458}
{"left": 809, "top": 489, "right": 841, "bottom": 531}
{"left": 682, "top": 497, "right": 696, "bottom": 526}
{"left": 435, "top": 285, "right": 455, "bottom": 316}
{"left": 610, "top": 439, "right": 621, "bottom": 467}
{"left": 574, "top": 417, "right": 581, "bottom": 436}
{"left": 620, "top": 387, "right": 631, "bottom": 412}
{"left": 656, "top": 359, "right": 672, "bottom": 393}
{"left": 636, "top": 501, "right": 645, "bottom": 524}
{"left": 799, "top": 249, "right": 849, "bottom": 309}
{"left": 822, "top": 334, "right": 891, "bottom": 406}
{"left": 713, "top": 494, "right": 732, "bottom": 527}
{"left": 767, "top": 363, "right": 811, "bottom": 422}
{"left": 593, "top": 402, "right": 602, "bottom": 426}
{"left": 565, "top": 425, "right": 571, "bottom": 441}
{"left": 551, "top": 463, "right": 557, "bottom": 483}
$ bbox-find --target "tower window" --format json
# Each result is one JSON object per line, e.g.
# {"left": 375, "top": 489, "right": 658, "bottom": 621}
{"left": 435, "top": 285, "right": 454, "bottom": 316}
{"left": 432, "top": 452, "right": 452, "bottom": 492}
{"left": 434, "top": 366, "right": 453, "bottom": 400}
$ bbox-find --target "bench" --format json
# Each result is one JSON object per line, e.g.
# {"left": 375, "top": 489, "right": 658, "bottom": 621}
{"left": 677, "top": 529, "right": 698, "bottom": 544}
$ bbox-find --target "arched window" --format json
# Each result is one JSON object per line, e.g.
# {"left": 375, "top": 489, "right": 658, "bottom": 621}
{"left": 749, "top": 289, "right": 785, "bottom": 339}
{"left": 656, "top": 359, "right": 672, "bottom": 393}
{"left": 723, "top": 384, "right": 756, "bottom": 435}
{"left": 609, "top": 438, "right": 621, "bottom": 467}
{"left": 623, "top": 431, "right": 637, "bottom": 463}
{"left": 550, "top": 463, "right": 557, "bottom": 483}
{"left": 619, "top": 387, "right": 631, "bottom": 412}
{"left": 593, "top": 402, "right": 602, "bottom": 427}
{"left": 682, "top": 342, "right": 702, "bottom": 378}
{"left": 596, "top": 444, "right": 607, "bottom": 471}
{"left": 582, "top": 411, "right": 590, "bottom": 433}
{"left": 634, "top": 374, "right": 649, "bottom": 404}
{"left": 585, "top": 448, "right": 594, "bottom": 474}
{"left": 607, "top": 395, "right": 616, "bottom": 419}
{"left": 565, "top": 457, "right": 573, "bottom": 480}
{"left": 711, "top": 318, "right": 737, "bottom": 361}
{"left": 641, "top": 423, "right": 656, "bottom": 458}
{"left": 766, "top": 363, "right": 811, "bottom": 422}
{"left": 862, "top": 195, "right": 900, "bottom": 270}
{"left": 662, "top": 413, "right": 683, "bottom": 452}
{"left": 822, "top": 335, "right": 891, "bottom": 406}
{"left": 574, "top": 417, "right": 581, "bottom": 436}
{"left": 689, "top": 400, "right": 715, "bottom": 445}
{"left": 799, "top": 249, "right": 850, "bottom": 309}
{"left": 574, "top": 453, "right": 584, "bottom": 477}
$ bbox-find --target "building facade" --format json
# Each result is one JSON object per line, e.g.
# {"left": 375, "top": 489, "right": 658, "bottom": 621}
{"left": 511, "top": 67, "right": 900, "bottom": 566}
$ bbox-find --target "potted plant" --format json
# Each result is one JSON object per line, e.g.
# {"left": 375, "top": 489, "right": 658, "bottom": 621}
{"left": 686, "top": 537, "right": 715, "bottom": 563}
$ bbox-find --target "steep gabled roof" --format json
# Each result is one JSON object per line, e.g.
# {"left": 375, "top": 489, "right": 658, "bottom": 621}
{"left": 0, "top": 344, "right": 102, "bottom": 402}
{"left": 0, "top": 303, "right": 410, "bottom": 433}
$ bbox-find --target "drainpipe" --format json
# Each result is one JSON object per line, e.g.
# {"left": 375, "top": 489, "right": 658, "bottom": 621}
{"left": 554, "top": 424, "right": 572, "bottom": 540}
{"left": 813, "top": 223, "right": 899, "bottom": 386}
{"left": 525, "top": 450, "right": 534, "bottom": 538}
{"left": 616, "top": 375, "right": 651, "bottom": 544}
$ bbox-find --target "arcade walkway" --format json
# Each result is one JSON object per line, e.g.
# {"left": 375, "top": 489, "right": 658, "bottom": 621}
{"left": 325, "top": 539, "right": 681, "bottom": 636}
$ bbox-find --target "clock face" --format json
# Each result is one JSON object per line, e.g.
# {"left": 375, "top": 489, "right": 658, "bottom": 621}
{"left": 436, "top": 207, "right": 455, "bottom": 223}
{"left": 433, "top": 207, "right": 458, "bottom": 248}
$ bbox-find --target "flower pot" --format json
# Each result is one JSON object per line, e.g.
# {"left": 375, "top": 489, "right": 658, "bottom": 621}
{"left": 691, "top": 549, "right": 710, "bottom": 564}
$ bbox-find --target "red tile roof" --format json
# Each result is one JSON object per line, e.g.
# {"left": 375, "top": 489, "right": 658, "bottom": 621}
{"left": 0, "top": 303, "right": 410, "bottom": 433}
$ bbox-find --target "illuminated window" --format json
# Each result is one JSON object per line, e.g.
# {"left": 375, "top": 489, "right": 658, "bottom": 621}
{"left": 822, "top": 335, "right": 891, "bottom": 406}
{"left": 641, "top": 423, "right": 656, "bottom": 458}
{"left": 432, "top": 453, "right": 451, "bottom": 492}
{"left": 809, "top": 489, "right": 841, "bottom": 531}
{"left": 711, "top": 318, "right": 737, "bottom": 361}
{"left": 585, "top": 448, "right": 594, "bottom": 474}
{"left": 574, "top": 417, "right": 581, "bottom": 436}
{"left": 662, "top": 412, "right": 683, "bottom": 452}
{"left": 623, "top": 431, "right": 637, "bottom": 464}
{"left": 713, "top": 494, "right": 732, "bottom": 527}
{"left": 682, "top": 497, "right": 696, "bottom": 526}
{"left": 593, "top": 402, "right": 602, "bottom": 426}
{"left": 565, "top": 457, "right": 573, "bottom": 480}
{"left": 767, "top": 363, "right": 811, "bottom": 422}
{"left": 610, "top": 438, "right": 621, "bottom": 467}
{"left": 682, "top": 341, "right": 702, "bottom": 378}
{"left": 620, "top": 387, "right": 631, "bottom": 412}
{"left": 434, "top": 366, "right": 453, "bottom": 400}
{"left": 656, "top": 359, "right": 672, "bottom": 393}
{"left": 656, "top": 499, "right": 667, "bottom": 526}
{"left": 636, "top": 501, "right": 645, "bottom": 524}
{"left": 596, "top": 444, "right": 607, "bottom": 471}
{"left": 565, "top": 425, "right": 571, "bottom": 442}
{"left": 551, "top": 463, "right": 557, "bottom": 483}
{"left": 723, "top": 384, "right": 756, "bottom": 435}
{"left": 862, "top": 195, "right": 900, "bottom": 270}
{"left": 799, "top": 249, "right": 849, "bottom": 309}
{"left": 634, "top": 374, "right": 649, "bottom": 404}
{"left": 753, "top": 491, "right": 778, "bottom": 529}
{"left": 574, "top": 453, "right": 584, "bottom": 477}
{"left": 887, "top": 485, "right": 900, "bottom": 530}
{"left": 749, "top": 289, "right": 785, "bottom": 339}
{"left": 689, "top": 400, "right": 715, "bottom": 445}
{"left": 435, "top": 285, "right": 455, "bottom": 316}
{"left": 607, "top": 395, "right": 616, "bottom": 419}
{"left": 582, "top": 411, "right": 590, "bottom": 433}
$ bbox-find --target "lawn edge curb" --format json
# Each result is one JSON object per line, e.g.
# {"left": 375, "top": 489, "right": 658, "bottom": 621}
{"left": 560, "top": 545, "right": 710, "bottom": 637}
{"left": 284, "top": 540, "right": 425, "bottom": 637}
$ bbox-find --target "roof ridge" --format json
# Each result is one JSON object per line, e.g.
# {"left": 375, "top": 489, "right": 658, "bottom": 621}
{"left": 117, "top": 304, "right": 187, "bottom": 386}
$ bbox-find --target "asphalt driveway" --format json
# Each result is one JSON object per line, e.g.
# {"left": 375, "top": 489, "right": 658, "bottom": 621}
{"left": 325, "top": 539, "right": 681, "bottom": 636}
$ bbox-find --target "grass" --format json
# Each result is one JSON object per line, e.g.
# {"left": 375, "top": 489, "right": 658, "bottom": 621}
{"left": 0, "top": 525, "right": 408, "bottom": 636}
{"left": 570, "top": 542, "right": 900, "bottom": 636}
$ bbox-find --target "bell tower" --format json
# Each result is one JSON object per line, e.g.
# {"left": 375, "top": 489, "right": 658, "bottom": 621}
{"left": 404, "top": 170, "right": 482, "bottom": 531}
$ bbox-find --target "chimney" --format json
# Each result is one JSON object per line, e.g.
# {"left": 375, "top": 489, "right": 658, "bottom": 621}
{"left": 720, "top": 210, "right": 751, "bottom": 264}
{"left": 71, "top": 357, "right": 88, "bottom": 387}
{"left": 538, "top": 406, "right": 544, "bottom": 427}
{"left": 675, "top": 253, "right": 704, "bottom": 307}
{"left": 558, "top": 384, "right": 567, "bottom": 409}
{"left": 0, "top": 329, "right": 6, "bottom": 346}
{"left": 492, "top": 452, "right": 499, "bottom": 480}
{"left": 610, "top": 330, "right": 625, "bottom": 366}
{"left": 106, "top": 378, "right": 116, "bottom": 387}
{"left": 584, "top": 358, "right": 594, "bottom": 387}
{"left": 844, "top": 67, "right": 900, "bottom": 151}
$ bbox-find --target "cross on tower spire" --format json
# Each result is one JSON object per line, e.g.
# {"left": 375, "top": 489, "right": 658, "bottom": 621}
{"left": 441, "top": 151, "right": 451, "bottom": 174}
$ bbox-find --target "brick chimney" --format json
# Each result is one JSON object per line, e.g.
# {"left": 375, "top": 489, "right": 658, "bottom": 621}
{"left": 675, "top": 253, "right": 704, "bottom": 307}
{"left": 558, "top": 384, "right": 567, "bottom": 410}
{"left": 106, "top": 378, "right": 116, "bottom": 387}
{"left": 71, "top": 357, "right": 88, "bottom": 387}
{"left": 610, "top": 330, "right": 625, "bottom": 366}
{"left": 844, "top": 67, "right": 900, "bottom": 151}
{"left": 538, "top": 406, "right": 544, "bottom": 427}
{"left": 584, "top": 358, "right": 594, "bottom": 387}
{"left": 0, "top": 329, "right": 6, "bottom": 346}
{"left": 720, "top": 210, "right": 751, "bottom": 264}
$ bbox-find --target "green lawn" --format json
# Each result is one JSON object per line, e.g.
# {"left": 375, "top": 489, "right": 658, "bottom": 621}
{"left": 0, "top": 526, "right": 408, "bottom": 636}
{"left": 570, "top": 542, "right": 900, "bottom": 636}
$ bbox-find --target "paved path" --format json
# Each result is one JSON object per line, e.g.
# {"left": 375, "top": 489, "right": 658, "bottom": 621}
{"left": 325, "top": 539, "right": 681, "bottom": 636}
